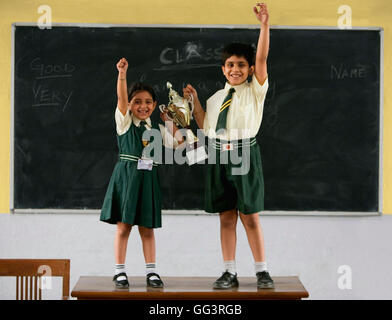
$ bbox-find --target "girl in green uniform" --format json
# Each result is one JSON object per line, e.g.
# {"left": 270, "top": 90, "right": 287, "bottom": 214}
{"left": 100, "top": 58, "right": 182, "bottom": 289}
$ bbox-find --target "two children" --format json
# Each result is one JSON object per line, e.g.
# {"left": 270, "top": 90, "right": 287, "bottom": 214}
{"left": 100, "top": 2, "right": 273, "bottom": 290}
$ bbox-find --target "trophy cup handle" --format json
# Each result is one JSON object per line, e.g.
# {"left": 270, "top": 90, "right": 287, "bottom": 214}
{"left": 159, "top": 104, "right": 167, "bottom": 113}
{"left": 187, "top": 94, "right": 195, "bottom": 120}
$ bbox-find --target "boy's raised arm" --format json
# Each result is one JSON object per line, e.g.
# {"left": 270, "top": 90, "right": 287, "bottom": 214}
{"left": 117, "top": 58, "right": 129, "bottom": 116}
{"left": 253, "top": 3, "right": 270, "bottom": 85}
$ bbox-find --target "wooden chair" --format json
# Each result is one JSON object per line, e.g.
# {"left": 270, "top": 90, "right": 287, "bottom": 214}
{"left": 0, "top": 259, "right": 70, "bottom": 300}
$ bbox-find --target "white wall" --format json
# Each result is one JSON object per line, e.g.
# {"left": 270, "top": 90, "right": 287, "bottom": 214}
{"left": 0, "top": 213, "right": 391, "bottom": 299}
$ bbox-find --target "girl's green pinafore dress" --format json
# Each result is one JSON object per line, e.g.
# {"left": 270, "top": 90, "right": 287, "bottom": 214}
{"left": 100, "top": 120, "right": 162, "bottom": 228}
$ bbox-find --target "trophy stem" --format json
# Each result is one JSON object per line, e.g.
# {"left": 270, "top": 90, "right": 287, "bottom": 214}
{"left": 183, "top": 128, "right": 208, "bottom": 165}
{"left": 184, "top": 128, "right": 198, "bottom": 146}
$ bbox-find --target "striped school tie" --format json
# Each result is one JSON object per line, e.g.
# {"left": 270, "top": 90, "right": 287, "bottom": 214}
{"left": 138, "top": 120, "right": 148, "bottom": 145}
{"left": 215, "top": 87, "right": 235, "bottom": 132}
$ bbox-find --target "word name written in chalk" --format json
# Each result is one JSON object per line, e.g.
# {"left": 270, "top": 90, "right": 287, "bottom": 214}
{"left": 330, "top": 64, "right": 365, "bottom": 79}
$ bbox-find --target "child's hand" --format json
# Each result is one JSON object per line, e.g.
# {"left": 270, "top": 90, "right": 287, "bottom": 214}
{"left": 183, "top": 84, "right": 199, "bottom": 102}
{"left": 253, "top": 3, "right": 269, "bottom": 25}
{"left": 116, "top": 58, "right": 128, "bottom": 75}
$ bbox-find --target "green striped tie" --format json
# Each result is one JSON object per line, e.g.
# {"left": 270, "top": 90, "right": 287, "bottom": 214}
{"left": 138, "top": 120, "right": 148, "bottom": 143}
{"left": 215, "top": 87, "right": 235, "bottom": 132}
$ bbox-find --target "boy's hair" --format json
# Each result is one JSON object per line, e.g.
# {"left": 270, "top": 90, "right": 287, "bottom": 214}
{"left": 128, "top": 82, "right": 157, "bottom": 102}
{"left": 221, "top": 43, "right": 255, "bottom": 66}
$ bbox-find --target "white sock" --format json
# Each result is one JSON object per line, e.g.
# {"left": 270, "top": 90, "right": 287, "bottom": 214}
{"left": 115, "top": 264, "right": 127, "bottom": 281}
{"left": 255, "top": 261, "right": 268, "bottom": 273}
{"left": 224, "top": 260, "right": 236, "bottom": 275}
{"left": 146, "top": 263, "right": 159, "bottom": 280}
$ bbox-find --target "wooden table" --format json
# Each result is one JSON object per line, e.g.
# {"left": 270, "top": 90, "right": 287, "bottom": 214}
{"left": 71, "top": 276, "right": 309, "bottom": 300}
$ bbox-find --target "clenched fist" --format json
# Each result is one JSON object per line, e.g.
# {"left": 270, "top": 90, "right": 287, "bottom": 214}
{"left": 116, "top": 58, "right": 128, "bottom": 75}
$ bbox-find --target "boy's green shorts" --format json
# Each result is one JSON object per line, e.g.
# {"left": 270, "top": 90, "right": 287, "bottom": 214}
{"left": 204, "top": 138, "right": 265, "bottom": 214}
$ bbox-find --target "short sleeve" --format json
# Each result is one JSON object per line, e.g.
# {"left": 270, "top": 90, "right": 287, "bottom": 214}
{"left": 159, "top": 124, "right": 179, "bottom": 149}
{"left": 202, "top": 109, "right": 209, "bottom": 134}
{"left": 203, "top": 94, "right": 216, "bottom": 136}
{"left": 115, "top": 106, "right": 132, "bottom": 135}
{"left": 251, "top": 73, "right": 269, "bottom": 104}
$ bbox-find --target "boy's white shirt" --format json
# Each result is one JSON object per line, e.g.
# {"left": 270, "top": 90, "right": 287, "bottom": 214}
{"left": 203, "top": 73, "right": 269, "bottom": 141}
{"left": 115, "top": 107, "right": 178, "bottom": 149}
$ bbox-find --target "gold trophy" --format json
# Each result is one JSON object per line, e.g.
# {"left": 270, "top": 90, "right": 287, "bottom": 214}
{"left": 159, "top": 82, "right": 208, "bottom": 165}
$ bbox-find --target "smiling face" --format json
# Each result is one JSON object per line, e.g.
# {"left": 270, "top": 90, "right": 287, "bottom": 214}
{"left": 128, "top": 90, "right": 157, "bottom": 120}
{"left": 222, "top": 55, "right": 254, "bottom": 86}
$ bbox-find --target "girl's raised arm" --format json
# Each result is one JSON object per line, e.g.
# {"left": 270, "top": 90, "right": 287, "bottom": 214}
{"left": 116, "top": 58, "right": 129, "bottom": 116}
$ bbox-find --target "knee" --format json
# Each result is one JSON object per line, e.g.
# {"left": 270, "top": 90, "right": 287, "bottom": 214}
{"left": 240, "top": 213, "right": 259, "bottom": 230}
{"left": 116, "top": 223, "right": 131, "bottom": 237}
{"left": 139, "top": 226, "right": 154, "bottom": 239}
{"left": 220, "top": 210, "right": 238, "bottom": 229}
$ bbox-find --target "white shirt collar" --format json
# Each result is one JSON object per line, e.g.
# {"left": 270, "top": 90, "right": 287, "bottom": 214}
{"left": 223, "top": 78, "right": 248, "bottom": 96}
{"left": 131, "top": 113, "right": 152, "bottom": 129}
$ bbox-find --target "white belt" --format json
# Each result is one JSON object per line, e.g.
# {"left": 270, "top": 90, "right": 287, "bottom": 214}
{"left": 211, "top": 138, "right": 257, "bottom": 151}
{"left": 119, "top": 154, "right": 159, "bottom": 166}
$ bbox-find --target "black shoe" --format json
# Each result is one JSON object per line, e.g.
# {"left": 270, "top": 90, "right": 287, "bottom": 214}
{"left": 146, "top": 273, "right": 164, "bottom": 288}
{"left": 256, "top": 271, "right": 274, "bottom": 289}
{"left": 213, "top": 271, "right": 239, "bottom": 289}
{"left": 113, "top": 272, "right": 129, "bottom": 288}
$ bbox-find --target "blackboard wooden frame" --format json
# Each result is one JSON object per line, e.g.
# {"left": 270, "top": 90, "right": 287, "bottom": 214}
{"left": 10, "top": 22, "right": 384, "bottom": 216}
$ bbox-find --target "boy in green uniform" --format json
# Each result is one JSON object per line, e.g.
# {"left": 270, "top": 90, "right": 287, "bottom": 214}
{"left": 183, "top": 3, "right": 273, "bottom": 289}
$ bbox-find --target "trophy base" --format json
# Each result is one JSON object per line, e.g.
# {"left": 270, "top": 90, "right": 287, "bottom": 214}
{"left": 186, "top": 144, "right": 208, "bottom": 166}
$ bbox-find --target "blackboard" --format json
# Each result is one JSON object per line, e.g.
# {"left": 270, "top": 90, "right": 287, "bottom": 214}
{"left": 12, "top": 24, "right": 381, "bottom": 213}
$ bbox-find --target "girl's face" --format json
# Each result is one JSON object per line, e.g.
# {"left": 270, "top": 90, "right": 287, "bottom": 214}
{"left": 128, "top": 90, "right": 156, "bottom": 120}
{"left": 222, "top": 55, "right": 254, "bottom": 86}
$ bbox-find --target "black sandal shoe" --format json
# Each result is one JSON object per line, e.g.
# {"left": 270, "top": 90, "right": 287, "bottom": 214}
{"left": 113, "top": 272, "right": 129, "bottom": 288}
{"left": 146, "top": 273, "right": 164, "bottom": 288}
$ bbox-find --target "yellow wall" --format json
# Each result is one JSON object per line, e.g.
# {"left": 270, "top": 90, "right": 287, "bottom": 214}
{"left": 0, "top": 0, "right": 390, "bottom": 213}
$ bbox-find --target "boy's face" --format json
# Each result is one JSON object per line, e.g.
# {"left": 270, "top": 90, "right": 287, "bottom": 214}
{"left": 128, "top": 90, "right": 156, "bottom": 120}
{"left": 222, "top": 55, "right": 254, "bottom": 86}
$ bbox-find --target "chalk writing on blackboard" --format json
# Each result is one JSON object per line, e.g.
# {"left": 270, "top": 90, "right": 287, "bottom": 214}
{"left": 156, "top": 42, "right": 223, "bottom": 71}
{"left": 32, "top": 84, "right": 73, "bottom": 111}
{"left": 30, "top": 57, "right": 75, "bottom": 79}
{"left": 330, "top": 63, "right": 366, "bottom": 79}
{"left": 30, "top": 57, "right": 74, "bottom": 111}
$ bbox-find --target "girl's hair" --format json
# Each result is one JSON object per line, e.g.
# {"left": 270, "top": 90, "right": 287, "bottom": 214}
{"left": 221, "top": 43, "right": 255, "bottom": 67}
{"left": 128, "top": 82, "right": 157, "bottom": 102}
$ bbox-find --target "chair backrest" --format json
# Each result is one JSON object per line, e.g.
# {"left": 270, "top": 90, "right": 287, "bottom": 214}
{"left": 0, "top": 259, "right": 70, "bottom": 300}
